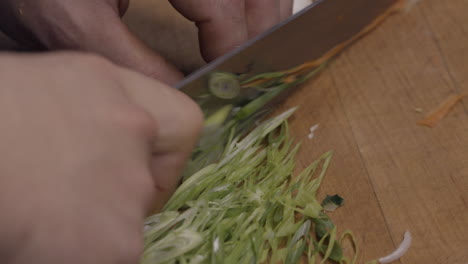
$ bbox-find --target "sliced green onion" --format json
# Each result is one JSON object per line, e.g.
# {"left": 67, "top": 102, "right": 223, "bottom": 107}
{"left": 208, "top": 72, "right": 241, "bottom": 99}
{"left": 141, "top": 229, "right": 203, "bottom": 264}
{"left": 143, "top": 107, "right": 358, "bottom": 264}
{"left": 340, "top": 230, "right": 359, "bottom": 264}
{"left": 204, "top": 104, "right": 233, "bottom": 128}
{"left": 285, "top": 220, "right": 310, "bottom": 264}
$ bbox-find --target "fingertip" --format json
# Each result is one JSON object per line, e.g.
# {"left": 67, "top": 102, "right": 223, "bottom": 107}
{"left": 178, "top": 92, "right": 204, "bottom": 141}
{"left": 170, "top": 0, "right": 248, "bottom": 62}
{"left": 196, "top": 20, "right": 248, "bottom": 62}
{"left": 158, "top": 87, "right": 204, "bottom": 151}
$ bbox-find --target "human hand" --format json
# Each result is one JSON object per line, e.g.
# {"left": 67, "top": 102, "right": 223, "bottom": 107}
{"left": 0, "top": 52, "right": 203, "bottom": 264}
{"left": 0, "top": 0, "right": 292, "bottom": 85}
{"left": 169, "top": 0, "right": 293, "bottom": 61}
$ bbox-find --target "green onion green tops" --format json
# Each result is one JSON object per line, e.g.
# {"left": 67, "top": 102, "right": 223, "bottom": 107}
{"left": 142, "top": 108, "right": 360, "bottom": 264}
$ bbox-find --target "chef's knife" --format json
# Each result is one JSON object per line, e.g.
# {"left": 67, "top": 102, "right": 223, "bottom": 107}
{"left": 179, "top": 0, "right": 400, "bottom": 177}
{"left": 177, "top": 0, "right": 399, "bottom": 121}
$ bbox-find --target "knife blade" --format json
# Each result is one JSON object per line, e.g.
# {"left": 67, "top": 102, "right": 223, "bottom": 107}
{"left": 180, "top": 0, "right": 400, "bottom": 176}
{"left": 177, "top": 0, "right": 399, "bottom": 121}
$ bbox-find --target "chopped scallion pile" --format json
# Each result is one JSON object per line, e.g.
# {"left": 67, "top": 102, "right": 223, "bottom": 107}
{"left": 142, "top": 108, "right": 359, "bottom": 264}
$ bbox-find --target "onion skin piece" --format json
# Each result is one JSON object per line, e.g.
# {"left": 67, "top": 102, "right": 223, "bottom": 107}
{"left": 378, "top": 231, "right": 412, "bottom": 264}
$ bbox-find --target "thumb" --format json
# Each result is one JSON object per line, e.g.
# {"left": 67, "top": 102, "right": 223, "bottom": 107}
{"left": 48, "top": 2, "right": 183, "bottom": 85}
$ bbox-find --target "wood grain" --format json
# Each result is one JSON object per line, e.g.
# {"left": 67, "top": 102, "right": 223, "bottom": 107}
{"left": 275, "top": 70, "right": 397, "bottom": 262}
{"left": 105, "top": 0, "right": 468, "bottom": 262}
{"left": 275, "top": 0, "right": 468, "bottom": 263}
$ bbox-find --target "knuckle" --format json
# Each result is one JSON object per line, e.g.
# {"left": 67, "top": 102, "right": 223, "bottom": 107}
{"left": 117, "top": 106, "right": 158, "bottom": 137}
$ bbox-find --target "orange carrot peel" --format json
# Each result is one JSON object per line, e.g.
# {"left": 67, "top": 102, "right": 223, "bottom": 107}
{"left": 418, "top": 92, "right": 468, "bottom": 127}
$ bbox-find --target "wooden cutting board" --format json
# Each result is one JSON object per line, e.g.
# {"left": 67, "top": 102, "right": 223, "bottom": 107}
{"left": 273, "top": 1, "right": 468, "bottom": 263}
{"left": 126, "top": 1, "right": 468, "bottom": 262}
{"left": 127, "top": 1, "right": 468, "bottom": 263}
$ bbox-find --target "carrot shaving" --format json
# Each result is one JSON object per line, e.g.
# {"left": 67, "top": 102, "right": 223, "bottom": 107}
{"left": 281, "top": 61, "right": 319, "bottom": 75}
{"left": 418, "top": 92, "right": 468, "bottom": 127}
{"left": 241, "top": 78, "right": 271, "bottom": 88}
{"left": 283, "top": 75, "right": 298, "bottom": 84}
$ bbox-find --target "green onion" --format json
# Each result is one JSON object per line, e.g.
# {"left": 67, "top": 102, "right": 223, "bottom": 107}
{"left": 340, "top": 230, "right": 359, "bottom": 264}
{"left": 142, "top": 108, "right": 360, "bottom": 264}
{"left": 140, "top": 60, "right": 370, "bottom": 264}
{"left": 285, "top": 220, "right": 311, "bottom": 264}
{"left": 208, "top": 72, "right": 241, "bottom": 99}
{"left": 204, "top": 104, "right": 233, "bottom": 128}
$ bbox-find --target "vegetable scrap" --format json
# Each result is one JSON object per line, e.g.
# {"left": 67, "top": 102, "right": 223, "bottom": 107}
{"left": 378, "top": 231, "right": 412, "bottom": 264}
{"left": 321, "top": 194, "right": 345, "bottom": 212}
{"left": 308, "top": 124, "right": 320, "bottom": 140}
{"left": 417, "top": 92, "right": 468, "bottom": 127}
{"left": 413, "top": 107, "right": 423, "bottom": 113}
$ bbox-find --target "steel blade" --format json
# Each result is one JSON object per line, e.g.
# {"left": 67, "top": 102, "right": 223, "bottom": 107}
{"left": 177, "top": 0, "right": 398, "bottom": 115}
